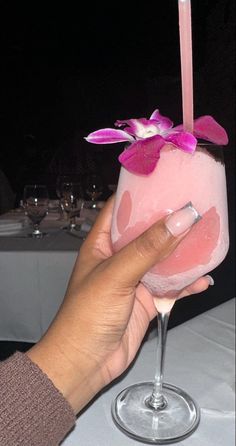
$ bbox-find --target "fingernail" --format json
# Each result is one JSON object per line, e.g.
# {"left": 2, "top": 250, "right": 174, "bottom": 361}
{"left": 205, "top": 275, "right": 215, "bottom": 286}
{"left": 165, "top": 202, "right": 201, "bottom": 237}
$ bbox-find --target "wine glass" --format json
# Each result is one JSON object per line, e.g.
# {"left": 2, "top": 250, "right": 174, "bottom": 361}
{"left": 56, "top": 175, "right": 77, "bottom": 218}
{"left": 85, "top": 174, "right": 103, "bottom": 207}
{"left": 23, "top": 185, "right": 49, "bottom": 238}
{"left": 60, "top": 181, "right": 84, "bottom": 231}
{"left": 111, "top": 143, "right": 229, "bottom": 443}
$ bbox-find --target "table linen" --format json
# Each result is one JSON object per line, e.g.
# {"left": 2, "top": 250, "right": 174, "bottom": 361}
{"left": 62, "top": 299, "right": 235, "bottom": 446}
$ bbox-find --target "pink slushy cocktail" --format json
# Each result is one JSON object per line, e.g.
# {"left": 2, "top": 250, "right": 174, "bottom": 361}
{"left": 111, "top": 144, "right": 229, "bottom": 307}
{"left": 85, "top": 101, "right": 229, "bottom": 443}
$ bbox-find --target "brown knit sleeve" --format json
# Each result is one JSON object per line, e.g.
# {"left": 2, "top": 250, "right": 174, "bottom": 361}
{"left": 0, "top": 351, "right": 76, "bottom": 446}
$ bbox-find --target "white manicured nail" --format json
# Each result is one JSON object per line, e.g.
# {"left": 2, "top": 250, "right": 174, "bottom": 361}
{"left": 165, "top": 202, "right": 201, "bottom": 237}
{"left": 205, "top": 275, "right": 215, "bottom": 286}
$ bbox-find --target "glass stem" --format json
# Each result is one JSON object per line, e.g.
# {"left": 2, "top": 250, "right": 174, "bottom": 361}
{"left": 147, "top": 311, "right": 170, "bottom": 410}
{"left": 69, "top": 215, "right": 76, "bottom": 228}
{"left": 33, "top": 223, "right": 40, "bottom": 234}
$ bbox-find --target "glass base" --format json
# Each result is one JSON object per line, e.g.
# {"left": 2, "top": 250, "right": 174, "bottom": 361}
{"left": 28, "top": 231, "right": 48, "bottom": 238}
{"left": 112, "top": 382, "right": 200, "bottom": 444}
{"left": 63, "top": 224, "right": 82, "bottom": 233}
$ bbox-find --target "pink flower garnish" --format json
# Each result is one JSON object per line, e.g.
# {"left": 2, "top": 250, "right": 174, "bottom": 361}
{"left": 85, "top": 109, "right": 228, "bottom": 175}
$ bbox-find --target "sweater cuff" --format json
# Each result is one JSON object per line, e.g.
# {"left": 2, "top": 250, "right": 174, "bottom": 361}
{"left": 0, "top": 351, "right": 76, "bottom": 446}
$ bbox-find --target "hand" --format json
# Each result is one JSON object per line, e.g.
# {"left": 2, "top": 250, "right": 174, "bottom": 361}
{"left": 27, "top": 196, "right": 211, "bottom": 414}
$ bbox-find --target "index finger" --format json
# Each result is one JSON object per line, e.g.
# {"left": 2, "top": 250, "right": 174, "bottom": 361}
{"left": 71, "top": 195, "right": 115, "bottom": 282}
{"left": 84, "top": 194, "right": 115, "bottom": 249}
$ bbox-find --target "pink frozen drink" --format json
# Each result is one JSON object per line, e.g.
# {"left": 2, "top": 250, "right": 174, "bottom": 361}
{"left": 111, "top": 143, "right": 229, "bottom": 309}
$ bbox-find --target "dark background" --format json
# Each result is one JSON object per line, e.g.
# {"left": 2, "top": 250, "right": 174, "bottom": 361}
{"left": 0, "top": 0, "right": 235, "bottom": 336}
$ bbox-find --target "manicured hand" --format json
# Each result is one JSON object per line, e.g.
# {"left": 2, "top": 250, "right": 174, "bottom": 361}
{"left": 27, "top": 196, "right": 211, "bottom": 413}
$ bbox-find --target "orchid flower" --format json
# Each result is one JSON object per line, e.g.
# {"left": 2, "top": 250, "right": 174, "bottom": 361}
{"left": 85, "top": 109, "right": 228, "bottom": 175}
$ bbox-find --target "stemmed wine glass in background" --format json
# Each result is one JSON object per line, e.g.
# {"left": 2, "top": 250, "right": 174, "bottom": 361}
{"left": 85, "top": 174, "right": 103, "bottom": 207}
{"left": 60, "top": 181, "right": 84, "bottom": 231}
{"left": 23, "top": 185, "right": 49, "bottom": 238}
{"left": 56, "top": 175, "right": 75, "bottom": 219}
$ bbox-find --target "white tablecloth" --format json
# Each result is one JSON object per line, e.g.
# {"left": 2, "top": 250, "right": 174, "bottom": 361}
{"left": 0, "top": 213, "right": 84, "bottom": 342}
{"left": 62, "top": 298, "right": 235, "bottom": 446}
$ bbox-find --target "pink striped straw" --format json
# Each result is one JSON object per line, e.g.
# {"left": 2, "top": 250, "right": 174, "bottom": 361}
{"left": 178, "top": 0, "right": 194, "bottom": 134}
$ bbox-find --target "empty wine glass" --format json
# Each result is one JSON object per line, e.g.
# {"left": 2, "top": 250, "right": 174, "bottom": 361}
{"left": 85, "top": 174, "right": 103, "bottom": 206}
{"left": 23, "top": 185, "right": 49, "bottom": 238}
{"left": 56, "top": 175, "right": 75, "bottom": 218}
{"left": 60, "top": 181, "right": 83, "bottom": 231}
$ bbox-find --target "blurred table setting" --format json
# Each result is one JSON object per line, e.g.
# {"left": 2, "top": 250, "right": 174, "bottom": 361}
{"left": 0, "top": 198, "right": 104, "bottom": 239}
{"left": 0, "top": 217, "right": 26, "bottom": 237}
{"left": 0, "top": 196, "right": 105, "bottom": 342}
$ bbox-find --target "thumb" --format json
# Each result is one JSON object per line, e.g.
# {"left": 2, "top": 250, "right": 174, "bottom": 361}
{"left": 105, "top": 202, "right": 201, "bottom": 287}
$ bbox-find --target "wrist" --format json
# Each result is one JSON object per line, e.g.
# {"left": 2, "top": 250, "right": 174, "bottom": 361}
{"left": 27, "top": 333, "right": 105, "bottom": 414}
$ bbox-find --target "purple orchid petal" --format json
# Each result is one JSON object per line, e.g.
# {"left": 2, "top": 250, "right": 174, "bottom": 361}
{"left": 115, "top": 118, "right": 139, "bottom": 128}
{"left": 166, "top": 131, "right": 197, "bottom": 153}
{"left": 150, "top": 118, "right": 173, "bottom": 133}
{"left": 193, "top": 116, "right": 229, "bottom": 145}
{"left": 118, "top": 135, "right": 165, "bottom": 175}
{"left": 85, "top": 109, "right": 228, "bottom": 177}
{"left": 115, "top": 119, "right": 139, "bottom": 137}
{"left": 116, "top": 118, "right": 162, "bottom": 139}
{"left": 174, "top": 115, "right": 228, "bottom": 145}
{"left": 85, "top": 128, "right": 134, "bottom": 144}
{"left": 149, "top": 109, "right": 162, "bottom": 120}
{"left": 149, "top": 109, "right": 173, "bottom": 131}
{"left": 115, "top": 118, "right": 149, "bottom": 136}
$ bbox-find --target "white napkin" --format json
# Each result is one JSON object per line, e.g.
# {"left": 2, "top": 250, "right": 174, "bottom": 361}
{"left": 78, "top": 202, "right": 106, "bottom": 233}
{"left": 80, "top": 219, "right": 93, "bottom": 233}
{"left": 48, "top": 200, "right": 60, "bottom": 212}
{"left": 44, "top": 212, "right": 61, "bottom": 221}
{"left": 0, "top": 219, "right": 25, "bottom": 236}
{"left": 80, "top": 207, "right": 100, "bottom": 222}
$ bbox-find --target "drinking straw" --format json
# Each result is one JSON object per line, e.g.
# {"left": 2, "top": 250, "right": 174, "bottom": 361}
{"left": 178, "top": 0, "right": 194, "bottom": 134}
